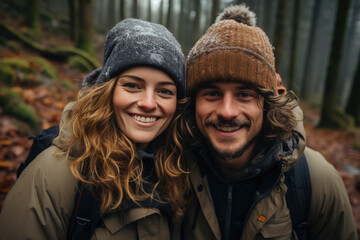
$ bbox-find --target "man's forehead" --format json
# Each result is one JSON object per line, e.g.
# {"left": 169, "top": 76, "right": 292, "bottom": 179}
{"left": 201, "top": 81, "right": 253, "bottom": 89}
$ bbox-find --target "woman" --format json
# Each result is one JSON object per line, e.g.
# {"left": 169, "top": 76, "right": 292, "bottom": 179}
{"left": 0, "top": 18, "right": 188, "bottom": 239}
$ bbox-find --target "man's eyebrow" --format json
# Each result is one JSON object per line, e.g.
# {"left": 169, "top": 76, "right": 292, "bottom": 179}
{"left": 202, "top": 84, "right": 220, "bottom": 89}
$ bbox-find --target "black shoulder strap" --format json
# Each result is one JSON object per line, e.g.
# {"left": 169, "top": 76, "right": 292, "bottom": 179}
{"left": 284, "top": 154, "right": 312, "bottom": 240}
{"left": 67, "top": 181, "right": 102, "bottom": 240}
{"left": 17, "top": 125, "right": 59, "bottom": 178}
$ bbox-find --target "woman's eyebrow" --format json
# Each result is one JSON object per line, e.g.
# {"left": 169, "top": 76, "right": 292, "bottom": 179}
{"left": 118, "top": 75, "right": 144, "bottom": 82}
{"left": 158, "top": 81, "right": 176, "bottom": 86}
{"left": 118, "top": 75, "right": 176, "bottom": 86}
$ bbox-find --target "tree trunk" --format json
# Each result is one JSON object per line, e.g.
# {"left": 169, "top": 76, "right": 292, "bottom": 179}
{"left": 178, "top": 0, "right": 185, "bottom": 42}
{"left": 301, "top": 0, "right": 322, "bottom": 99}
{"left": 120, "top": 0, "right": 125, "bottom": 20}
{"left": 108, "top": 0, "right": 115, "bottom": 30}
{"left": 68, "top": 0, "right": 79, "bottom": 41}
{"left": 288, "top": 0, "right": 300, "bottom": 92}
{"left": 26, "top": 0, "right": 42, "bottom": 36}
{"left": 133, "top": 0, "right": 138, "bottom": 18}
{"left": 159, "top": 0, "right": 164, "bottom": 24}
{"left": 346, "top": 53, "right": 360, "bottom": 125}
{"left": 338, "top": 0, "right": 360, "bottom": 107}
{"left": 76, "top": 0, "right": 94, "bottom": 56}
{"left": 273, "top": 0, "right": 288, "bottom": 72}
{"left": 148, "top": 0, "right": 152, "bottom": 21}
{"left": 318, "top": 0, "right": 351, "bottom": 128}
{"left": 166, "top": 0, "right": 173, "bottom": 29}
{"left": 211, "top": 0, "right": 220, "bottom": 24}
{"left": 193, "top": 0, "right": 201, "bottom": 45}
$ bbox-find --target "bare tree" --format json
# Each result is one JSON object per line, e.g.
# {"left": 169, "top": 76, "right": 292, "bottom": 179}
{"left": 301, "top": 0, "right": 323, "bottom": 99}
{"left": 148, "top": 0, "right": 152, "bottom": 21}
{"left": 68, "top": 0, "right": 79, "bottom": 41}
{"left": 346, "top": 53, "right": 360, "bottom": 125}
{"left": 318, "top": 0, "right": 351, "bottom": 128}
{"left": 133, "top": 0, "right": 138, "bottom": 18}
{"left": 211, "top": 0, "right": 220, "bottom": 24}
{"left": 193, "top": 0, "right": 201, "bottom": 44}
{"left": 120, "top": 0, "right": 125, "bottom": 20}
{"left": 76, "top": 0, "right": 94, "bottom": 56}
{"left": 178, "top": 0, "right": 185, "bottom": 42}
{"left": 166, "top": 0, "right": 173, "bottom": 29}
{"left": 159, "top": 0, "right": 164, "bottom": 24}
{"left": 26, "top": 0, "right": 42, "bottom": 36}
{"left": 273, "top": 0, "right": 288, "bottom": 72}
{"left": 288, "top": 0, "right": 300, "bottom": 92}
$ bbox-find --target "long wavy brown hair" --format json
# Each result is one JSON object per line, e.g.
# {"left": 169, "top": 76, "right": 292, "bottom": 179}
{"left": 177, "top": 85, "right": 299, "bottom": 148}
{"left": 58, "top": 78, "right": 189, "bottom": 217}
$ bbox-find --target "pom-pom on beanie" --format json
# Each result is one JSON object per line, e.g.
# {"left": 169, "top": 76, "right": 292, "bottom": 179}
{"left": 82, "top": 18, "right": 186, "bottom": 99}
{"left": 186, "top": 4, "right": 276, "bottom": 97}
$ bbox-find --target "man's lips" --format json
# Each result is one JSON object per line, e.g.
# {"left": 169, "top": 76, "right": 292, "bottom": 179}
{"left": 215, "top": 125, "right": 241, "bottom": 132}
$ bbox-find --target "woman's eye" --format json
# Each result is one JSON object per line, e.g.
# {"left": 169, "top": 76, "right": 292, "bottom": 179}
{"left": 158, "top": 88, "right": 175, "bottom": 96}
{"left": 123, "top": 83, "right": 140, "bottom": 89}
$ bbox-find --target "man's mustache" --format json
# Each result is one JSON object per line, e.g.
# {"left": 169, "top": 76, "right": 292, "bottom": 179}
{"left": 205, "top": 118, "right": 251, "bottom": 128}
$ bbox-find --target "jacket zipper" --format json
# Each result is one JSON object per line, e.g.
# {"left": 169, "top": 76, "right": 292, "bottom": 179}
{"left": 243, "top": 162, "right": 283, "bottom": 226}
{"left": 225, "top": 185, "right": 233, "bottom": 240}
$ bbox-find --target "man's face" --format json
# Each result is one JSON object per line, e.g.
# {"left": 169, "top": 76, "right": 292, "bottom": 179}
{"left": 195, "top": 82, "right": 264, "bottom": 170}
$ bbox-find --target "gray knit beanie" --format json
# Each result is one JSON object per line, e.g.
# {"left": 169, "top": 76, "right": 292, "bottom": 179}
{"left": 82, "top": 18, "right": 186, "bottom": 99}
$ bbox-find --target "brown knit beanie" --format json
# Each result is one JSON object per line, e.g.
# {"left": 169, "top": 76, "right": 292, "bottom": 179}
{"left": 186, "top": 4, "right": 276, "bottom": 97}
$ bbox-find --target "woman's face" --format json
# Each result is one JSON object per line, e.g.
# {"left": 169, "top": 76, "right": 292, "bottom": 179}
{"left": 113, "top": 66, "right": 177, "bottom": 149}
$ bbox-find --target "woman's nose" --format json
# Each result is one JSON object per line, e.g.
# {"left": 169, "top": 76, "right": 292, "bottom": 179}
{"left": 137, "top": 91, "right": 157, "bottom": 111}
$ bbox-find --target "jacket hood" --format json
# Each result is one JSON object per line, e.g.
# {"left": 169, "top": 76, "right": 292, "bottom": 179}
{"left": 281, "top": 105, "right": 306, "bottom": 172}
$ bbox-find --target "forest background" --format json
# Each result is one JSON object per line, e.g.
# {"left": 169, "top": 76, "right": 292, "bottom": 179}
{"left": 0, "top": 0, "right": 359, "bottom": 235}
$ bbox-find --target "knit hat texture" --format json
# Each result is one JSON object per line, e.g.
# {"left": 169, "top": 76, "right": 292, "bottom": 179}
{"left": 82, "top": 18, "right": 186, "bottom": 99}
{"left": 186, "top": 4, "right": 276, "bottom": 97}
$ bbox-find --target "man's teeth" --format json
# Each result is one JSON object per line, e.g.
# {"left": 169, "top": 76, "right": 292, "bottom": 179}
{"left": 216, "top": 126, "right": 239, "bottom": 132}
{"left": 133, "top": 115, "right": 157, "bottom": 123}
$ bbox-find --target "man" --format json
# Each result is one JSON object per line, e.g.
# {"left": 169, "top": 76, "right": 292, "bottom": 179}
{"left": 179, "top": 4, "right": 357, "bottom": 240}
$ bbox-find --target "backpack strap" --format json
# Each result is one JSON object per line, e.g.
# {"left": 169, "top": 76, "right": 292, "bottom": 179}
{"left": 17, "top": 125, "right": 59, "bottom": 178}
{"left": 67, "top": 181, "right": 102, "bottom": 240}
{"left": 284, "top": 154, "right": 312, "bottom": 240}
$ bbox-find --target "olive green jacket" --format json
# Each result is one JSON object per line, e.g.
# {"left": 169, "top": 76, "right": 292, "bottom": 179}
{"left": 0, "top": 103, "right": 172, "bottom": 240}
{"left": 180, "top": 109, "right": 357, "bottom": 240}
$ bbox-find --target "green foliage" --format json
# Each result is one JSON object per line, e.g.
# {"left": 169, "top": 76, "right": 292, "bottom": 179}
{"left": 62, "top": 79, "right": 75, "bottom": 90}
{"left": 68, "top": 56, "right": 93, "bottom": 73}
{"left": 0, "top": 87, "right": 40, "bottom": 129}
{"left": 27, "top": 56, "right": 59, "bottom": 80}
{"left": 0, "top": 58, "right": 32, "bottom": 73}
{"left": 0, "top": 64, "right": 16, "bottom": 85}
{"left": 6, "top": 40, "right": 20, "bottom": 52}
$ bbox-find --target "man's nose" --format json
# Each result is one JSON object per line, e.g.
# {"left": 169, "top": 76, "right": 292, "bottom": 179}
{"left": 217, "top": 93, "right": 238, "bottom": 120}
{"left": 137, "top": 91, "right": 157, "bottom": 111}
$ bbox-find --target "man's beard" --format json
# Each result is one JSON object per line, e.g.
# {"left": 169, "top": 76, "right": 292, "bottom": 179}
{"left": 209, "top": 133, "right": 258, "bottom": 161}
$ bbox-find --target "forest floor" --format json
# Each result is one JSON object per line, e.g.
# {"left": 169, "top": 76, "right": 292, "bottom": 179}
{"left": 0, "top": 2, "right": 360, "bottom": 235}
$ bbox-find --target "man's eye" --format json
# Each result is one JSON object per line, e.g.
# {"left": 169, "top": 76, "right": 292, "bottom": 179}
{"left": 236, "top": 90, "right": 258, "bottom": 99}
{"left": 123, "top": 83, "right": 140, "bottom": 89}
{"left": 204, "top": 91, "right": 220, "bottom": 97}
